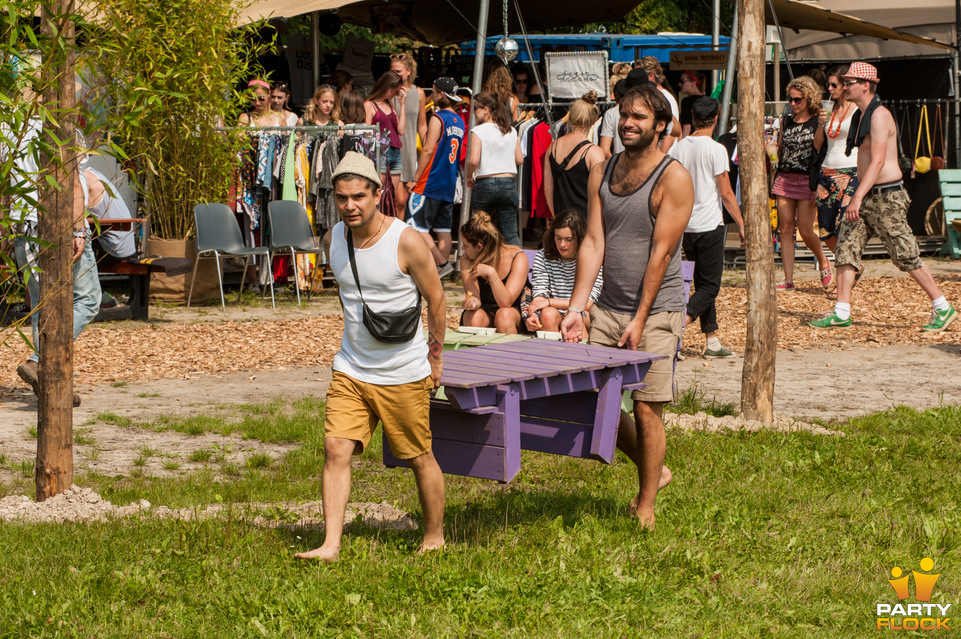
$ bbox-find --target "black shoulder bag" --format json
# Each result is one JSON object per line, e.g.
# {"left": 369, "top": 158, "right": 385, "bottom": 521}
{"left": 346, "top": 228, "right": 422, "bottom": 344}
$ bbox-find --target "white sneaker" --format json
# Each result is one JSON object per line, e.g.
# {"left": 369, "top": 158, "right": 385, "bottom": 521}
{"left": 437, "top": 263, "right": 454, "bottom": 279}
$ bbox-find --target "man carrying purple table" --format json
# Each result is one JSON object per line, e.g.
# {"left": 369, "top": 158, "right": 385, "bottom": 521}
{"left": 295, "top": 152, "right": 447, "bottom": 561}
{"left": 561, "top": 84, "right": 693, "bottom": 529}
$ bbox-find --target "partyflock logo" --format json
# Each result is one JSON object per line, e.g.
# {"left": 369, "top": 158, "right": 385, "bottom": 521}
{"left": 876, "top": 557, "right": 952, "bottom": 630}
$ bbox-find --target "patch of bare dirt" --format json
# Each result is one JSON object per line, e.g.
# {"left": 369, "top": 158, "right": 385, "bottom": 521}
{"left": 0, "top": 266, "right": 958, "bottom": 491}
{"left": 0, "top": 485, "right": 415, "bottom": 530}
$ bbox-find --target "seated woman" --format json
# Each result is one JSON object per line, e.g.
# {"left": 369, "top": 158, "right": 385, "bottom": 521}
{"left": 460, "top": 211, "right": 529, "bottom": 334}
{"left": 525, "top": 210, "right": 602, "bottom": 333}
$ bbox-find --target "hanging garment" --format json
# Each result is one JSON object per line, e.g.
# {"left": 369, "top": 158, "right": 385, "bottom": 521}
{"left": 529, "top": 121, "right": 552, "bottom": 219}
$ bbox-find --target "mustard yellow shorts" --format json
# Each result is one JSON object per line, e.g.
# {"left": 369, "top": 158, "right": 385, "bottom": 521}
{"left": 324, "top": 371, "right": 433, "bottom": 459}
{"left": 588, "top": 307, "right": 683, "bottom": 403}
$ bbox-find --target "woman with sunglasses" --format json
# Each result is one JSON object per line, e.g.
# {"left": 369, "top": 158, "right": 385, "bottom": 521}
{"left": 772, "top": 75, "right": 831, "bottom": 291}
{"left": 816, "top": 65, "right": 860, "bottom": 297}
{"left": 269, "top": 83, "right": 299, "bottom": 127}
{"left": 389, "top": 52, "right": 428, "bottom": 213}
{"left": 239, "top": 79, "right": 285, "bottom": 128}
{"left": 678, "top": 70, "right": 705, "bottom": 137}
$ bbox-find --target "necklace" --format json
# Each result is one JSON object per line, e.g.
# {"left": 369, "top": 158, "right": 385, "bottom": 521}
{"left": 357, "top": 215, "right": 387, "bottom": 250}
{"left": 827, "top": 102, "right": 852, "bottom": 139}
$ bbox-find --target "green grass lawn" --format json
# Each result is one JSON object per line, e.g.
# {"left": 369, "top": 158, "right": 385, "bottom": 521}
{"left": 1, "top": 403, "right": 959, "bottom": 637}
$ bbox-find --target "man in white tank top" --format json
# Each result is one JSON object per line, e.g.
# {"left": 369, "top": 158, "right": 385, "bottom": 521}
{"left": 562, "top": 85, "right": 694, "bottom": 530}
{"left": 295, "top": 152, "right": 447, "bottom": 561}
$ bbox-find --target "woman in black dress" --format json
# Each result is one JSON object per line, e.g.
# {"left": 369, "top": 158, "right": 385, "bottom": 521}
{"left": 542, "top": 91, "right": 605, "bottom": 219}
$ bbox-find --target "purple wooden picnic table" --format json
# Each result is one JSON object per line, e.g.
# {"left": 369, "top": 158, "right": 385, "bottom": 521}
{"left": 384, "top": 340, "right": 665, "bottom": 482}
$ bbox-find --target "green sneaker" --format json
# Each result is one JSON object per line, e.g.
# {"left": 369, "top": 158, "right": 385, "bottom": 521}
{"left": 922, "top": 305, "right": 957, "bottom": 332}
{"left": 704, "top": 345, "right": 735, "bottom": 358}
{"left": 808, "top": 311, "right": 852, "bottom": 328}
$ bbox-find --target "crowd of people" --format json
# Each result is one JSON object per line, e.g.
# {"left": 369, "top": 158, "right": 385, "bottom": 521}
{"left": 7, "top": 52, "right": 957, "bottom": 560}
{"left": 287, "top": 55, "right": 958, "bottom": 560}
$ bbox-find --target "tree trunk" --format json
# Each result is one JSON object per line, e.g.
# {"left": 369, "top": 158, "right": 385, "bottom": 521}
{"left": 737, "top": 0, "right": 777, "bottom": 424}
{"left": 36, "top": 0, "right": 77, "bottom": 501}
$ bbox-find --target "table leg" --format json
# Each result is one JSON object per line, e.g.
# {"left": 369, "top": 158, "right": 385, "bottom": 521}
{"left": 590, "top": 369, "right": 624, "bottom": 463}
{"left": 384, "top": 385, "right": 522, "bottom": 483}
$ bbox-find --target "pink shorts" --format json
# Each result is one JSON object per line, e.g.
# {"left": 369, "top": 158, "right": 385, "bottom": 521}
{"left": 772, "top": 172, "right": 814, "bottom": 200}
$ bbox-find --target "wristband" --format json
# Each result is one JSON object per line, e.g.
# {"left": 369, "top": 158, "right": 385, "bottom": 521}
{"left": 72, "top": 228, "right": 90, "bottom": 239}
{"left": 567, "top": 307, "right": 588, "bottom": 319}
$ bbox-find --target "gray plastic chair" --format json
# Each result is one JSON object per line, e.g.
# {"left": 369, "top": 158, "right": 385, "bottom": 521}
{"left": 267, "top": 200, "right": 325, "bottom": 305}
{"left": 190, "top": 203, "right": 275, "bottom": 310}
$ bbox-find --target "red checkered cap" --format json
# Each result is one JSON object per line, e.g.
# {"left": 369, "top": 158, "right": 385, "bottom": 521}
{"left": 842, "top": 62, "right": 880, "bottom": 84}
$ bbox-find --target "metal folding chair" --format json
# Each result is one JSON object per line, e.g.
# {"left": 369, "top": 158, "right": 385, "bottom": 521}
{"left": 267, "top": 200, "right": 325, "bottom": 305}
{"left": 189, "top": 203, "right": 275, "bottom": 310}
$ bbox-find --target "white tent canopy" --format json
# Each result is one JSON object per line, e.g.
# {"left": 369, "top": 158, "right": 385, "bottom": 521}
{"left": 779, "top": 0, "right": 958, "bottom": 59}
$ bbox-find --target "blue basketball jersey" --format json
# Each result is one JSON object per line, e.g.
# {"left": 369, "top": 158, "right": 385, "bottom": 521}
{"left": 412, "top": 109, "right": 464, "bottom": 202}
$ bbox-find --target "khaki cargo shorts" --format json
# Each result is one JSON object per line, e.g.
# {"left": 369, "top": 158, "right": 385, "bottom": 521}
{"left": 324, "top": 371, "right": 433, "bottom": 459}
{"left": 835, "top": 188, "right": 922, "bottom": 272}
{"left": 588, "top": 307, "right": 683, "bottom": 403}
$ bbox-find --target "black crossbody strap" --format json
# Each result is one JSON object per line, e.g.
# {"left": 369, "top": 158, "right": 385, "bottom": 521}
{"left": 345, "top": 228, "right": 365, "bottom": 305}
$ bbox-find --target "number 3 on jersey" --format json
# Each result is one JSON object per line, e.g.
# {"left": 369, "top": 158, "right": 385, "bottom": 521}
{"left": 448, "top": 139, "right": 459, "bottom": 163}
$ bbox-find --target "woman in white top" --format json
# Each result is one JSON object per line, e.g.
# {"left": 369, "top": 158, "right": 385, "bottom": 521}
{"left": 466, "top": 92, "right": 524, "bottom": 247}
{"left": 269, "top": 82, "right": 299, "bottom": 127}
{"left": 816, "top": 65, "right": 859, "bottom": 260}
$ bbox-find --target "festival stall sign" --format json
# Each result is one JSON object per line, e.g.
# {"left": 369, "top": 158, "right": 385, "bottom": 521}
{"left": 544, "top": 51, "right": 609, "bottom": 101}
{"left": 669, "top": 50, "right": 728, "bottom": 70}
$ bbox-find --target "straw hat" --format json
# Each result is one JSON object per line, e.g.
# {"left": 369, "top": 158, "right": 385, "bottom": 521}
{"left": 331, "top": 151, "right": 382, "bottom": 188}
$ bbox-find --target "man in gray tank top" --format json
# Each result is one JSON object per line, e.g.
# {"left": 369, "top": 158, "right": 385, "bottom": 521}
{"left": 562, "top": 84, "right": 694, "bottom": 530}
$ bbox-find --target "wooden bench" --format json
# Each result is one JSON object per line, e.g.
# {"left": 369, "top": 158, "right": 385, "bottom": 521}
{"left": 92, "top": 218, "right": 192, "bottom": 320}
{"left": 937, "top": 169, "right": 961, "bottom": 259}
{"left": 97, "top": 258, "right": 189, "bottom": 320}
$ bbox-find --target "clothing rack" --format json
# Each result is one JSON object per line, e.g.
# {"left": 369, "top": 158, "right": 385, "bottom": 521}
{"left": 224, "top": 123, "right": 387, "bottom": 291}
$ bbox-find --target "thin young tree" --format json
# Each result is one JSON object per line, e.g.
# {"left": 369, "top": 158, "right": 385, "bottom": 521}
{"left": 737, "top": 0, "right": 777, "bottom": 423}
{"left": 35, "top": 0, "right": 80, "bottom": 500}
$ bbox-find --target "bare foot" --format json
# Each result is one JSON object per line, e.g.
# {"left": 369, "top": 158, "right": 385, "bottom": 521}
{"left": 659, "top": 465, "right": 673, "bottom": 490}
{"left": 418, "top": 539, "right": 446, "bottom": 554}
{"left": 625, "top": 466, "right": 672, "bottom": 514}
{"left": 628, "top": 505, "right": 656, "bottom": 530}
{"left": 293, "top": 545, "right": 340, "bottom": 562}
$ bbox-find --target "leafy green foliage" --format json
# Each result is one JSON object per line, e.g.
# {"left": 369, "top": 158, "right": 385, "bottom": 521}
{"left": 84, "top": 0, "right": 273, "bottom": 239}
{"left": 575, "top": 0, "right": 735, "bottom": 36}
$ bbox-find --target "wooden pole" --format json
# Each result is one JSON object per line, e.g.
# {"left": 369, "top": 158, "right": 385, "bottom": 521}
{"left": 737, "top": 0, "right": 777, "bottom": 424}
{"left": 36, "top": 0, "right": 77, "bottom": 500}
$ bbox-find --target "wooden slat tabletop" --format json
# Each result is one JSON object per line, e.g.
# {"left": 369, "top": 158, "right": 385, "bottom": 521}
{"left": 440, "top": 340, "right": 663, "bottom": 389}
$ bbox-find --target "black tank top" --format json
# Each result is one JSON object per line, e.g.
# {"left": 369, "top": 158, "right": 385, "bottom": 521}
{"left": 549, "top": 139, "right": 593, "bottom": 218}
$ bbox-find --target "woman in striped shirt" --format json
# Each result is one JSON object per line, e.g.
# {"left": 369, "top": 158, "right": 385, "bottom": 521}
{"left": 525, "top": 210, "right": 603, "bottom": 332}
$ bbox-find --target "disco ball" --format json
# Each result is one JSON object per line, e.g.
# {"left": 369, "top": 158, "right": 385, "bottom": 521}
{"left": 495, "top": 37, "right": 519, "bottom": 63}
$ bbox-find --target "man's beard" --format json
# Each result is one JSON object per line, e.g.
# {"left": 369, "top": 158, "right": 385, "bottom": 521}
{"left": 619, "top": 125, "right": 658, "bottom": 152}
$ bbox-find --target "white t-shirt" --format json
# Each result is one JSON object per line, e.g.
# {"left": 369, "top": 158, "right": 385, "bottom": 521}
{"left": 660, "top": 88, "right": 678, "bottom": 136}
{"left": 2, "top": 118, "right": 42, "bottom": 224}
{"left": 669, "top": 135, "right": 729, "bottom": 233}
{"left": 599, "top": 107, "right": 623, "bottom": 155}
{"left": 472, "top": 122, "right": 518, "bottom": 177}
